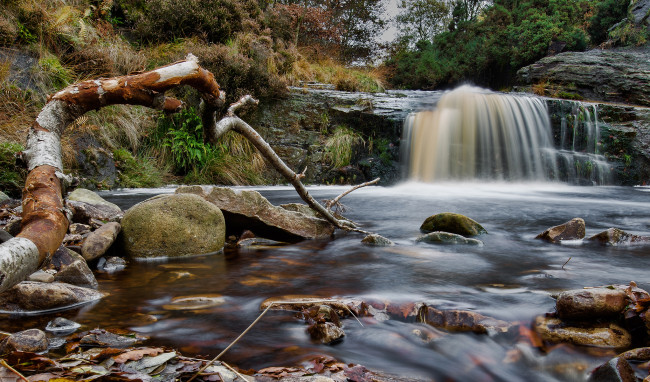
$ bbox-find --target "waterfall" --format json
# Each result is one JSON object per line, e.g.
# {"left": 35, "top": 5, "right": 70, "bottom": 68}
{"left": 401, "top": 86, "right": 612, "bottom": 184}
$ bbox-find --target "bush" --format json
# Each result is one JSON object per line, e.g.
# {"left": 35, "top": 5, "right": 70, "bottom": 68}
{"left": 0, "top": 142, "right": 26, "bottom": 197}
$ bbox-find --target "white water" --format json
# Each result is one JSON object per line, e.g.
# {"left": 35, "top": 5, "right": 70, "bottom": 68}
{"left": 402, "top": 86, "right": 612, "bottom": 184}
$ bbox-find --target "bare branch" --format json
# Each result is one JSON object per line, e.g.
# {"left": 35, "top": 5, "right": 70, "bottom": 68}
{"left": 326, "top": 177, "right": 380, "bottom": 211}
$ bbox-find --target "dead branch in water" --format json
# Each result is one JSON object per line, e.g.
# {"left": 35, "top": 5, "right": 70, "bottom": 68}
{"left": 326, "top": 177, "right": 380, "bottom": 213}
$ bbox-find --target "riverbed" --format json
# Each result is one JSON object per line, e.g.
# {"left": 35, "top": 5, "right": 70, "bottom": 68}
{"left": 5, "top": 182, "right": 650, "bottom": 381}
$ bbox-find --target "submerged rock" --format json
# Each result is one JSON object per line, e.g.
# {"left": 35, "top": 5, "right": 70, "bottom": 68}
{"left": 416, "top": 231, "right": 483, "bottom": 246}
{"left": 121, "top": 193, "right": 226, "bottom": 259}
{"left": 420, "top": 213, "right": 487, "bottom": 237}
{"left": 0, "top": 329, "right": 48, "bottom": 353}
{"left": 97, "top": 256, "right": 127, "bottom": 272}
{"left": 45, "top": 317, "right": 81, "bottom": 334}
{"left": 587, "top": 228, "right": 650, "bottom": 245}
{"left": 81, "top": 221, "right": 121, "bottom": 261}
{"left": 361, "top": 233, "right": 394, "bottom": 246}
{"left": 556, "top": 288, "right": 629, "bottom": 320}
{"left": 534, "top": 316, "right": 632, "bottom": 348}
{"left": 176, "top": 186, "right": 335, "bottom": 242}
{"left": 417, "top": 306, "right": 511, "bottom": 334}
{"left": 536, "top": 218, "right": 585, "bottom": 243}
{"left": 0, "top": 281, "right": 104, "bottom": 313}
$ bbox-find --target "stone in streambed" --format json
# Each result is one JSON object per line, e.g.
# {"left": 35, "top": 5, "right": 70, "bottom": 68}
{"left": 0, "top": 329, "right": 48, "bottom": 353}
{"left": 45, "top": 317, "right": 81, "bottom": 334}
{"left": 420, "top": 213, "right": 487, "bottom": 237}
{"left": 121, "top": 193, "right": 225, "bottom": 259}
{"left": 67, "top": 188, "right": 121, "bottom": 214}
{"left": 81, "top": 221, "right": 121, "bottom": 261}
{"left": 361, "top": 234, "right": 394, "bottom": 246}
{"left": 556, "top": 288, "right": 629, "bottom": 320}
{"left": 417, "top": 305, "right": 512, "bottom": 334}
{"left": 416, "top": 231, "right": 483, "bottom": 246}
{"left": 534, "top": 316, "right": 631, "bottom": 348}
{"left": 0, "top": 281, "right": 104, "bottom": 313}
{"left": 48, "top": 246, "right": 98, "bottom": 289}
{"left": 536, "top": 218, "right": 585, "bottom": 243}
{"left": 588, "top": 356, "right": 637, "bottom": 382}
{"left": 307, "top": 322, "right": 345, "bottom": 344}
{"left": 587, "top": 228, "right": 650, "bottom": 245}
{"left": 176, "top": 186, "right": 334, "bottom": 242}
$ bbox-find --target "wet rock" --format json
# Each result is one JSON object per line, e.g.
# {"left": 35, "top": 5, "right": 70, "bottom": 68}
{"left": 0, "top": 281, "right": 104, "bottom": 313}
{"left": 45, "top": 317, "right": 81, "bottom": 334}
{"left": 418, "top": 306, "right": 512, "bottom": 334}
{"left": 0, "top": 329, "right": 48, "bottom": 353}
{"left": 587, "top": 228, "right": 650, "bottom": 245}
{"left": 67, "top": 200, "right": 123, "bottom": 226}
{"left": 27, "top": 269, "right": 56, "bottom": 283}
{"left": 79, "top": 328, "right": 147, "bottom": 347}
{"left": 420, "top": 213, "right": 487, "bottom": 237}
{"left": 536, "top": 218, "right": 585, "bottom": 243}
{"left": 162, "top": 295, "right": 226, "bottom": 311}
{"left": 619, "top": 347, "right": 650, "bottom": 361}
{"left": 556, "top": 288, "right": 629, "bottom": 320}
{"left": 416, "top": 231, "right": 484, "bottom": 246}
{"left": 588, "top": 356, "right": 637, "bottom": 382}
{"left": 67, "top": 188, "right": 121, "bottom": 214}
{"left": 534, "top": 316, "right": 632, "bottom": 348}
{"left": 81, "top": 222, "right": 121, "bottom": 261}
{"left": 307, "top": 322, "right": 345, "bottom": 344}
{"left": 176, "top": 186, "right": 335, "bottom": 242}
{"left": 0, "top": 191, "right": 9, "bottom": 204}
{"left": 361, "top": 233, "right": 395, "bottom": 246}
{"left": 237, "top": 237, "right": 287, "bottom": 248}
{"left": 97, "top": 256, "right": 127, "bottom": 272}
{"left": 280, "top": 203, "right": 321, "bottom": 218}
{"left": 121, "top": 193, "right": 226, "bottom": 259}
{"left": 69, "top": 223, "right": 92, "bottom": 235}
{"left": 49, "top": 246, "right": 98, "bottom": 289}
{"left": 0, "top": 229, "right": 12, "bottom": 244}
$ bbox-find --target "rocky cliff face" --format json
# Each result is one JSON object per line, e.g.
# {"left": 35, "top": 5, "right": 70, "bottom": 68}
{"left": 517, "top": 47, "right": 650, "bottom": 107}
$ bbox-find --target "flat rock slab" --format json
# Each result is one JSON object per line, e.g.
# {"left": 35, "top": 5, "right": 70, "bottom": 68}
{"left": 534, "top": 316, "right": 632, "bottom": 349}
{"left": 556, "top": 287, "right": 628, "bottom": 319}
{"left": 177, "top": 186, "right": 335, "bottom": 242}
{"left": 0, "top": 281, "right": 104, "bottom": 313}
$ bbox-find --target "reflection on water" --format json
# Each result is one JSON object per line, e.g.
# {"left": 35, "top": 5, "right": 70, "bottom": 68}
{"left": 3, "top": 183, "right": 650, "bottom": 381}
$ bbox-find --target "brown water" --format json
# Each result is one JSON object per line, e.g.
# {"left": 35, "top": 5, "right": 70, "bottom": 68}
{"left": 4, "top": 183, "right": 650, "bottom": 381}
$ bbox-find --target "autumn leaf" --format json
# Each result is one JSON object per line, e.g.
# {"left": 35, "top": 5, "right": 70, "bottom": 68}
{"left": 113, "top": 348, "right": 164, "bottom": 364}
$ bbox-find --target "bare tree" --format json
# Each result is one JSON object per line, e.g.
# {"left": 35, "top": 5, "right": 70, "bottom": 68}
{"left": 0, "top": 54, "right": 363, "bottom": 293}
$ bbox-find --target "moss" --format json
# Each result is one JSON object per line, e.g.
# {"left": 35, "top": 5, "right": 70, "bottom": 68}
{"left": 0, "top": 142, "right": 26, "bottom": 198}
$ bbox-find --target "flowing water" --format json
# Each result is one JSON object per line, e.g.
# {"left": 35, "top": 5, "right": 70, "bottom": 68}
{"left": 402, "top": 86, "right": 613, "bottom": 184}
{"left": 5, "top": 183, "right": 649, "bottom": 381}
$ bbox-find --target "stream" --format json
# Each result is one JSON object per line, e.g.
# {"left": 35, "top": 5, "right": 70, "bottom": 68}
{"left": 6, "top": 182, "right": 649, "bottom": 381}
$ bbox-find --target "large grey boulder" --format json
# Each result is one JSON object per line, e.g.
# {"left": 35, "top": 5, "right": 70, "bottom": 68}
{"left": 121, "top": 193, "right": 226, "bottom": 259}
{"left": 176, "top": 186, "right": 335, "bottom": 242}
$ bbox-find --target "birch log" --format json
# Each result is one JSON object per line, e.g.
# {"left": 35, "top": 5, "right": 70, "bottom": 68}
{"left": 0, "top": 54, "right": 224, "bottom": 293}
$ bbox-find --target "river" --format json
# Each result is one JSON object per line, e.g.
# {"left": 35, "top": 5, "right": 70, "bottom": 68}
{"left": 7, "top": 182, "right": 648, "bottom": 381}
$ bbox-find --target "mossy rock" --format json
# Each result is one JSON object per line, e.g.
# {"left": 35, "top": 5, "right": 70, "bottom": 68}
{"left": 121, "top": 193, "right": 225, "bottom": 259}
{"left": 420, "top": 213, "right": 487, "bottom": 237}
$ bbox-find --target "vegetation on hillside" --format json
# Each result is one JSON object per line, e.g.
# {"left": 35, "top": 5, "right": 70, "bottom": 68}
{"left": 386, "top": 0, "right": 640, "bottom": 90}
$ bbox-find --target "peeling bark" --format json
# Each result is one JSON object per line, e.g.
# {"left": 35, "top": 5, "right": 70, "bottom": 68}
{"left": 0, "top": 54, "right": 223, "bottom": 293}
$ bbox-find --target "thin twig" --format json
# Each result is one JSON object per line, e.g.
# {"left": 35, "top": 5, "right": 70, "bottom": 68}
{"left": 0, "top": 331, "right": 12, "bottom": 337}
{"left": 222, "top": 361, "right": 251, "bottom": 381}
{"left": 187, "top": 303, "right": 274, "bottom": 382}
{"left": 326, "top": 177, "right": 380, "bottom": 211}
{"left": 562, "top": 257, "right": 572, "bottom": 270}
{"left": 0, "top": 359, "right": 29, "bottom": 382}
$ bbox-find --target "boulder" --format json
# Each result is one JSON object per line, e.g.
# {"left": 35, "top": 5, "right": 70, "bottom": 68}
{"left": 417, "top": 306, "right": 512, "bottom": 334}
{"left": 361, "top": 234, "right": 395, "bottom": 246}
{"left": 0, "top": 190, "right": 9, "bottom": 205}
{"left": 81, "top": 222, "right": 121, "bottom": 261}
{"left": 121, "top": 193, "right": 226, "bottom": 259}
{"left": 176, "top": 186, "right": 335, "bottom": 242}
{"left": 0, "top": 281, "right": 104, "bottom": 313}
{"left": 587, "top": 228, "right": 650, "bottom": 245}
{"left": 416, "top": 231, "right": 483, "bottom": 246}
{"left": 534, "top": 316, "right": 632, "bottom": 348}
{"left": 536, "top": 218, "right": 585, "bottom": 243}
{"left": 588, "top": 357, "right": 637, "bottom": 382}
{"left": 67, "top": 200, "right": 123, "bottom": 226}
{"left": 68, "top": 188, "right": 121, "bottom": 213}
{"left": 307, "top": 322, "right": 345, "bottom": 344}
{"left": 420, "top": 213, "right": 487, "bottom": 237}
{"left": 556, "top": 288, "right": 629, "bottom": 319}
{"left": 0, "top": 329, "right": 48, "bottom": 353}
{"left": 49, "top": 246, "right": 99, "bottom": 289}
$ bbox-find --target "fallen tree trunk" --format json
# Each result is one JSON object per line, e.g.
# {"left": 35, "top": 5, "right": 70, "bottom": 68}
{"left": 0, "top": 54, "right": 373, "bottom": 293}
{"left": 0, "top": 54, "right": 224, "bottom": 293}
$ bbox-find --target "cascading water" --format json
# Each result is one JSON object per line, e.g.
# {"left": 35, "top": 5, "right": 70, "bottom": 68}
{"left": 401, "top": 85, "right": 612, "bottom": 184}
